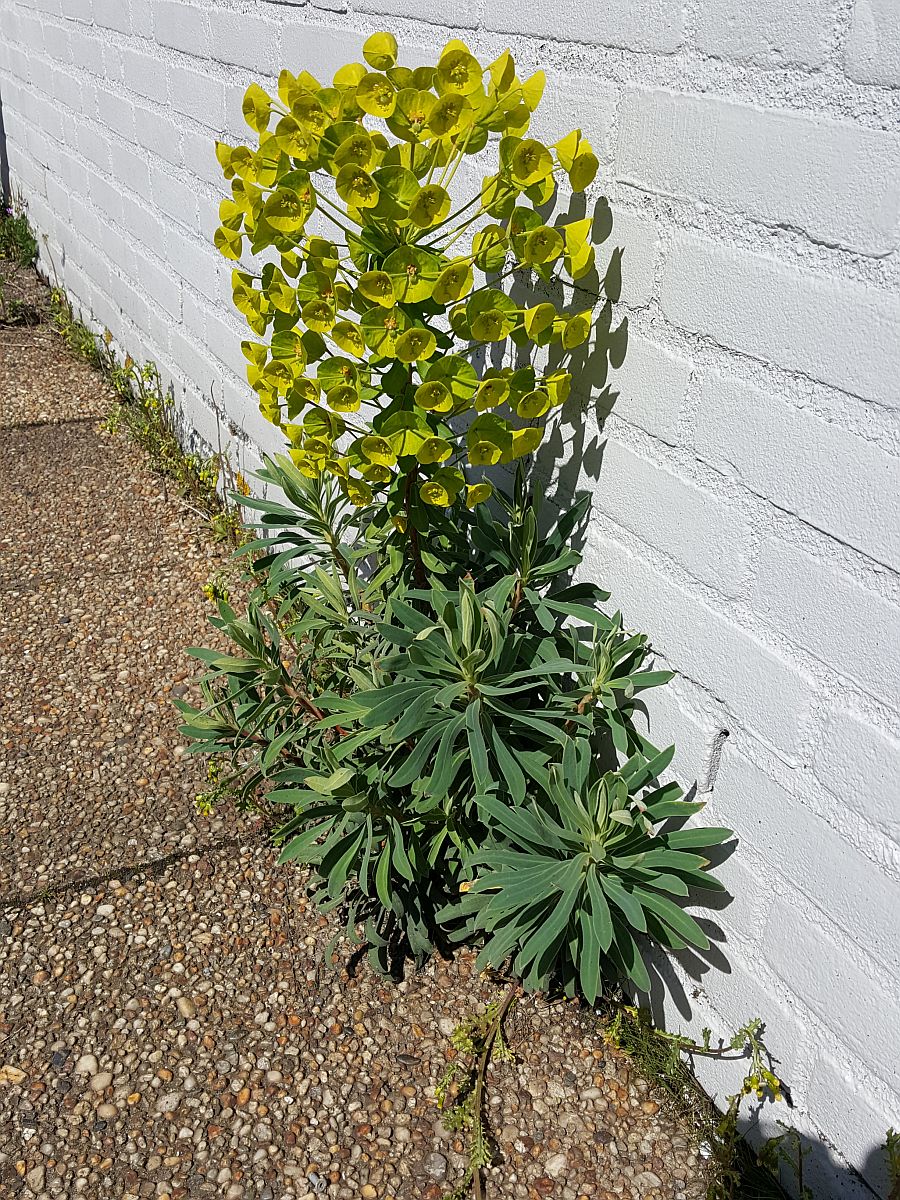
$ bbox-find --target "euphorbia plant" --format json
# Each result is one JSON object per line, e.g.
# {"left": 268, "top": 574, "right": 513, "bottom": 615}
{"left": 213, "top": 31, "right": 621, "bottom": 578}
{"left": 180, "top": 464, "right": 731, "bottom": 991}
{"left": 186, "top": 32, "right": 733, "bottom": 1006}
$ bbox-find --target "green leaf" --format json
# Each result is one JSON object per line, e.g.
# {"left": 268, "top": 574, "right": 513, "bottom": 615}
{"left": 471, "top": 866, "right": 564, "bottom": 917}
{"left": 388, "top": 722, "right": 447, "bottom": 788}
{"left": 665, "top": 826, "right": 733, "bottom": 848}
{"left": 375, "top": 845, "right": 393, "bottom": 909}
{"left": 476, "top": 793, "right": 569, "bottom": 854}
{"left": 278, "top": 822, "right": 331, "bottom": 864}
{"left": 515, "top": 862, "right": 583, "bottom": 970}
{"left": 307, "top": 767, "right": 355, "bottom": 793}
{"left": 610, "top": 920, "right": 652, "bottom": 994}
{"left": 663, "top": 866, "right": 729, "bottom": 894}
{"left": 627, "top": 670, "right": 675, "bottom": 689}
{"left": 389, "top": 819, "right": 415, "bottom": 882}
{"left": 633, "top": 888, "right": 710, "bottom": 950}
{"left": 187, "top": 648, "right": 257, "bottom": 673}
{"left": 487, "top": 698, "right": 569, "bottom": 744}
{"left": 490, "top": 726, "right": 527, "bottom": 804}
{"left": 578, "top": 902, "right": 601, "bottom": 1005}
{"left": 622, "top": 743, "right": 676, "bottom": 790}
{"left": 600, "top": 875, "right": 647, "bottom": 933}
{"left": 426, "top": 713, "right": 467, "bottom": 797}
{"left": 357, "top": 683, "right": 433, "bottom": 727}
{"left": 585, "top": 868, "right": 614, "bottom": 953}
{"left": 390, "top": 596, "right": 440, "bottom": 633}
{"left": 475, "top": 916, "right": 531, "bottom": 972}
{"left": 638, "top": 849, "right": 708, "bottom": 871}
{"left": 321, "top": 824, "right": 366, "bottom": 898}
{"left": 542, "top": 599, "right": 613, "bottom": 629}
{"left": 465, "top": 701, "right": 491, "bottom": 791}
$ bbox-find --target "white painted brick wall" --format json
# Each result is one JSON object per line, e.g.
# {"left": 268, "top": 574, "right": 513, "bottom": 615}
{"left": 660, "top": 234, "right": 900, "bottom": 409}
{"left": 594, "top": 441, "right": 753, "bottom": 596}
{"left": 693, "top": 0, "right": 837, "bottom": 68}
{"left": 605, "top": 333, "right": 690, "bottom": 445}
{"left": 692, "top": 370, "right": 900, "bottom": 567}
{"left": 845, "top": 0, "right": 900, "bottom": 87}
{"left": 618, "top": 89, "right": 900, "bottom": 255}
{"left": 749, "top": 540, "right": 900, "bottom": 707}
{"left": 814, "top": 707, "right": 900, "bottom": 844}
{"left": 484, "top": 0, "right": 684, "bottom": 53}
{"left": 2, "top": 1, "right": 898, "bottom": 1195}
{"left": 767, "top": 896, "right": 898, "bottom": 1093}
{"left": 713, "top": 751, "right": 900, "bottom": 978}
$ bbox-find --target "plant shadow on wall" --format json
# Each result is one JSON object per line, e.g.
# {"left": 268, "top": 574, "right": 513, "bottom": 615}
{"left": 171, "top": 29, "right": 789, "bottom": 1197}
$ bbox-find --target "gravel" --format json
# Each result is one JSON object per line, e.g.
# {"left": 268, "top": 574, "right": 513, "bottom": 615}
{"left": 0, "top": 272, "right": 712, "bottom": 1199}
{"left": 0, "top": 257, "right": 50, "bottom": 321}
{"left": 1, "top": 261, "right": 107, "bottom": 428}
{"left": 0, "top": 417, "right": 237, "bottom": 897}
{"left": 0, "top": 857, "right": 708, "bottom": 1200}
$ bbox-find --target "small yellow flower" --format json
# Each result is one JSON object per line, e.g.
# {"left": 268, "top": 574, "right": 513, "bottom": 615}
{"left": 436, "top": 49, "right": 482, "bottom": 96}
{"left": 511, "top": 139, "right": 552, "bottom": 186}
{"left": 414, "top": 381, "right": 453, "bottom": 413}
{"left": 466, "top": 482, "right": 493, "bottom": 507}
{"left": 356, "top": 72, "right": 397, "bottom": 118}
{"left": 420, "top": 479, "right": 452, "bottom": 506}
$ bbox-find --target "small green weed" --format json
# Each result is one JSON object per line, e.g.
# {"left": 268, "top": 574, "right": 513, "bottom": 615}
{"left": 194, "top": 758, "right": 267, "bottom": 819}
{"left": 0, "top": 277, "right": 42, "bottom": 326}
{"left": 201, "top": 569, "right": 232, "bottom": 606}
{"left": 50, "top": 287, "right": 100, "bottom": 364}
{"left": 433, "top": 995, "right": 793, "bottom": 1200}
{"left": 436, "top": 984, "right": 519, "bottom": 1200}
{"left": 598, "top": 1003, "right": 792, "bottom": 1200}
{"left": 887, "top": 1127, "right": 900, "bottom": 1200}
{"left": 0, "top": 197, "right": 38, "bottom": 267}
{"left": 758, "top": 1124, "right": 813, "bottom": 1199}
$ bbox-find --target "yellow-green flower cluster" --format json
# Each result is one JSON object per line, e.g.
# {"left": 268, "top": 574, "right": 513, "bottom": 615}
{"left": 213, "top": 32, "right": 601, "bottom": 510}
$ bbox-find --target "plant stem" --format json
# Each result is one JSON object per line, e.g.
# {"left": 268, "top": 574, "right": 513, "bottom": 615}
{"left": 311, "top": 186, "right": 385, "bottom": 257}
{"left": 464, "top": 263, "right": 522, "bottom": 299}
{"left": 510, "top": 578, "right": 523, "bottom": 617}
{"left": 472, "top": 981, "right": 519, "bottom": 1200}
{"left": 436, "top": 211, "right": 489, "bottom": 255}
{"left": 421, "top": 190, "right": 485, "bottom": 243}
{"left": 439, "top": 120, "right": 476, "bottom": 190}
{"left": 403, "top": 468, "right": 428, "bottom": 589}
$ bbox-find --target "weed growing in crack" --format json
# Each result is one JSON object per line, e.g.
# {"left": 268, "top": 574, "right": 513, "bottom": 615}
{"left": 758, "top": 1124, "right": 814, "bottom": 1200}
{"left": 0, "top": 278, "right": 43, "bottom": 326}
{"left": 436, "top": 984, "right": 519, "bottom": 1200}
{"left": 201, "top": 569, "right": 232, "bottom": 607}
{"left": 194, "top": 759, "right": 268, "bottom": 821}
{"left": 598, "top": 1003, "right": 792, "bottom": 1200}
{"left": 0, "top": 197, "right": 38, "bottom": 267}
{"left": 49, "top": 287, "right": 101, "bottom": 364}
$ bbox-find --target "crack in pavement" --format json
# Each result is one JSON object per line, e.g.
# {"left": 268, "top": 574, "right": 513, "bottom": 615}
{"left": 0, "top": 830, "right": 269, "bottom": 917}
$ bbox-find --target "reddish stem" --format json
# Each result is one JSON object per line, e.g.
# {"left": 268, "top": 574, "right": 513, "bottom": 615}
{"left": 404, "top": 468, "right": 428, "bottom": 590}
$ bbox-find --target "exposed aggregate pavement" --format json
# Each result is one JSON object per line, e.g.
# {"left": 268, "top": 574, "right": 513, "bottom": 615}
{"left": 0, "top": 266, "right": 709, "bottom": 1200}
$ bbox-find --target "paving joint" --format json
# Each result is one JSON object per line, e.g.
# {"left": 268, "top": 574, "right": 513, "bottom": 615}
{"left": 0, "top": 831, "right": 268, "bottom": 917}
